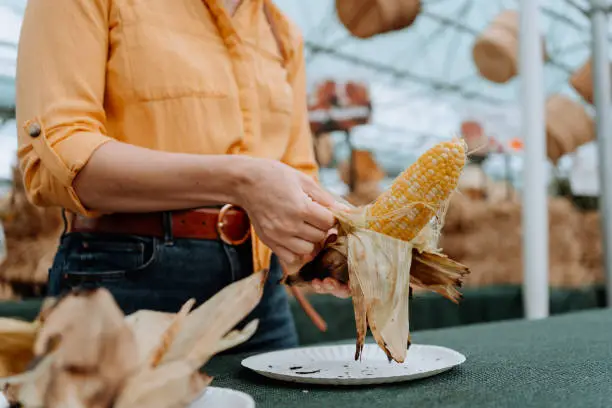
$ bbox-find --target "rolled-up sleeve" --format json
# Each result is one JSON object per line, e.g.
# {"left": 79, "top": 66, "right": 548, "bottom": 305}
{"left": 15, "top": 0, "right": 113, "bottom": 216}
{"left": 280, "top": 33, "right": 319, "bottom": 181}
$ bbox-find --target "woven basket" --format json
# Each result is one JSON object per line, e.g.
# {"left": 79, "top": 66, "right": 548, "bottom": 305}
{"left": 336, "top": 0, "right": 421, "bottom": 39}
{"left": 570, "top": 59, "right": 594, "bottom": 104}
{"left": 570, "top": 59, "right": 612, "bottom": 105}
{"left": 473, "top": 10, "right": 547, "bottom": 84}
{"left": 545, "top": 95, "right": 595, "bottom": 164}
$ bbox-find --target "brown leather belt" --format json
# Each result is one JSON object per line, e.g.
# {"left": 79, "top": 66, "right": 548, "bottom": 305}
{"left": 67, "top": 204, "right": 251, "bottom": 245}
{"left": 68, "top": 204, "right": 329, "bottom": 333}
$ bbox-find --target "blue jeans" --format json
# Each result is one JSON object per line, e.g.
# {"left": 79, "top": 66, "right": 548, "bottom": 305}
{"left": 47, "top": 232, "right": 298, "bottom": 353}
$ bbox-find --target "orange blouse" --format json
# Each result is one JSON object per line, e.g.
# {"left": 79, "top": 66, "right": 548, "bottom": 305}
{"left": 15, "top": 0, "right": 319, "bottom": 272}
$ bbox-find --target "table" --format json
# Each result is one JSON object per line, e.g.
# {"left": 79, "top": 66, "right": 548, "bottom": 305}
{"left": 291, "top": 285, "right": 604, "bottom": 345}
{"left": 206, "top": 309, "right": 612, "bottom": 408}
{"left": 0, "top": 284, "right": 604, "bottom": 347}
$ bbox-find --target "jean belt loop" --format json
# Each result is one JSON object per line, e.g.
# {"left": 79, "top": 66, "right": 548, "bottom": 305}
{"left": 60, "top": 209, "right": 69, "bottom": 236}
{"left": 162, "top": 211, "right": 174, "bottom": 246}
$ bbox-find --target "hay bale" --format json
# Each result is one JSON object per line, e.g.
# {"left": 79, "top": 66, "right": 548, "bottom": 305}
{"left": 0, "top": 167, "right": 63, "bottom": 299}
{"left": 577, "top": 211, "right": 603, "bottom": 283}
{"left": 440, "top": 195, "right": 596, "bottom": 288}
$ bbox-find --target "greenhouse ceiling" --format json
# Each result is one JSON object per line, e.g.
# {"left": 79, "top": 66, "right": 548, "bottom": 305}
{"left": 0, "top": 0, "right": 609, "bottom": 181}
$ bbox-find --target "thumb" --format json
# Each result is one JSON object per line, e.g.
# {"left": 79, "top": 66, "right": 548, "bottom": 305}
{"left": 301, "top": 176, "right": 350, "bottom": 212}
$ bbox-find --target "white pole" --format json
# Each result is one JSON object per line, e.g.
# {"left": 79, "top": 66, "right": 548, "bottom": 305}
{"left": 589, "top": 0, "right": 612, "bottom": 308}
{"left": 519, "top": 0, "right": 549, "bottom": 319}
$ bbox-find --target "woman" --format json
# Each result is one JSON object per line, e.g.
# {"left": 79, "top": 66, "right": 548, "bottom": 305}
{"left": 15, "top": 0, "right": 349, "bottom": 352}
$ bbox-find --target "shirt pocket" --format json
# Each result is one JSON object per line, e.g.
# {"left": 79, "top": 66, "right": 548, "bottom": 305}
{"left": 258, "top": 53, "right": 294, "bottom": 154}
{"left": 120, "top": 10, "right": 237, "bottom": 102}
{"left": 264, "top": 58, "right": 294, "bottom": 115}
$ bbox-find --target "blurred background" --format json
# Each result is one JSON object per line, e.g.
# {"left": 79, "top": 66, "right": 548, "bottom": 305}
{"left": 0, "top": 0, "right": 609, "bottom": 343}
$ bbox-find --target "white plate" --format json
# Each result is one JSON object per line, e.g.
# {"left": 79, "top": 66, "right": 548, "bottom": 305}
{"left": 241, "top": 343, "right": 466, "bottom": 385}
{"left": 190, "top": 386, "right": 255, "bottom": 408}
{"left": 0, "top": 387, "right": 254, "bottom": 408}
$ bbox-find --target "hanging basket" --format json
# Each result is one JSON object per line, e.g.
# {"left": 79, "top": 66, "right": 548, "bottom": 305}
{"left": 336, "top": 0, "right": 421, "bottom": 39}
{"left": 570, "top": 58, "right": 612, "bottom": 105}
{"left": 570, "top": 59, "right": 594, "bottom": 104}
{"left": 546, "top": 133, "right": 565, "bottom": 165}
{"left": 473, "top": 10, "right": 547, "bottom": 84}
{"left": 545, "top": 95, "right": 595, "bottom": 164}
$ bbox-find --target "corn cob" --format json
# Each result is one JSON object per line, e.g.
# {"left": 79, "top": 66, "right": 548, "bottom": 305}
{"left": 365, "top": 138, "right": 467, "bottom": 241}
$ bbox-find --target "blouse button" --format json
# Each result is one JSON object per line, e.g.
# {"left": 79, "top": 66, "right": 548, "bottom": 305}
{"left": 28, "top": 122, "right": 42, "bottom": 138}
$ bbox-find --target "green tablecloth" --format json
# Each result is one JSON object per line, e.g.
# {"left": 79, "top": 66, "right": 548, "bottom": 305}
{"left": 206, "top": 309, "right": 612, "bottom": 408}
{"left": 291, "top": 286, "right": 605, "bottom": 345}
{"left": 0, "top": 285, "right": 605, "bottom": 347}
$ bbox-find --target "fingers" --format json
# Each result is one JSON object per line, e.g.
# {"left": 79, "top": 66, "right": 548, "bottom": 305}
{"left": 301, "top": 175, "right": 351, "bottom": 212}
{"left": 311, "top": 278, "right": 351, "bottom": 299}
{"left": 273, "top": 245, "right": 301, "bottom": 266}
{"left": 303, "top": 199, "right": 336, "bottom": 231}
{"left": 296, "top": 222, "right": 327, "bottom": 245}
{"left": 301, "top": 176, "right": 337, "bottom": 208}
{"left": 283, "top": 237, "right": 315, "bottom": 257}
{"left": 272, "top": 237, "right": 316, "bottom": 266}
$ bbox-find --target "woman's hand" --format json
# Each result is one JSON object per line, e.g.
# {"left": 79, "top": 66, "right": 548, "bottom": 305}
{"left": 310, "top": 277, "right": 351, "bottom": 298}
{"left": 237, "top": 158, "right": 351, "bottom": 299}
{"left": 237, "top": 158, "right": 342, "bottom": 266}
{"left": 305, "top": 228, "right": 350, "bottom": 298}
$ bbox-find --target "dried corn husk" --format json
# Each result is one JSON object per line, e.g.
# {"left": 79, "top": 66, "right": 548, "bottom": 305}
{"left": 285, "top": 138, "right": 470, "bottom": 363}
{"left": 0, "top": 271, "right": 265, "bottom": 408}
{"left": 0, "top": 318, "right": 39, "bottom": 378}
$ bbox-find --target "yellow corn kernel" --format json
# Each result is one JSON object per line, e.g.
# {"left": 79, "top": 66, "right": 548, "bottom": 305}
{"left": 365, "top": 138, "right": 467, "bottom": 241}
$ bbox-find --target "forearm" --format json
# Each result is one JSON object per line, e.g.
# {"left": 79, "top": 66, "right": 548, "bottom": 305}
{"left": 73, "top": 141, "right": 253, "bottom": 213}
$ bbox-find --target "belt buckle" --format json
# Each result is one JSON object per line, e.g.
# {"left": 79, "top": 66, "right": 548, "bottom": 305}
{"left": 217, "top": 204, "right": 250, "bottom": 245}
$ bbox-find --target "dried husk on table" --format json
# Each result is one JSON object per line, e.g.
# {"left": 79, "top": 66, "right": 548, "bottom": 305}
{"left": 473, "top": 10, "right": 547, "bottom": 84}
{"left": 284, "top": 138, "right": 471, "bottom": 363}
{"left": 336, "top": 0, "right": 421, "bottom": 39}
{"left": 0, "top": 166, "right": 62, "bottom": 300}
{"left": 0, "top": 271, "right": 265, "bottom": 408}
{"left": 545, "top": 94, "right": 595, "bottom": 164}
